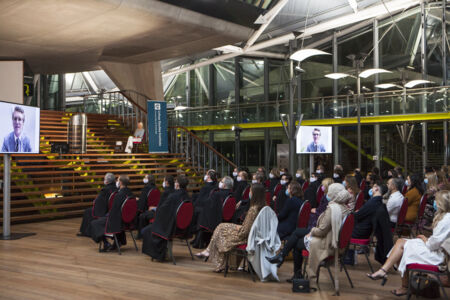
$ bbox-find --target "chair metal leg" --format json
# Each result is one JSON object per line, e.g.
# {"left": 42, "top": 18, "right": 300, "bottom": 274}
{"left": 326, "top": 265, "right": 335, "bottom": 288}
{"left": 98, "top": 240, "right": 102, "bottom": 252}
{"left": 129, "top": 230, "right": 138, "bottom": 251}
{"left": 114, "top": 234, "right": 121, "bottom": 255}
{"left": 185, "top": 239, "right": 194, "bottom": 260}
{"left": 407, "top": 270, "right": 413, "bottom": 300}
{"left": 341, "top": 260, "right": 354, "bottom": 288}
{"left": 302, "top": 257, "right": 308, "bottom": 278}
{"left": 364, "top": 251, "right": 374, "bottom": 273}
{"left": 316, "top": 265, "right": 321, "bottom": 284}
{"left": 436, "top": 276, "right": 448, "bottom": 300}
{"left": 167, "top": 240, "right": 175, "bottom": 265}
{"left": 247, "top": 260, "right": 256, "bottom": 282}
{"left": 224, "top": 253, "right": 229, "bottom": 278}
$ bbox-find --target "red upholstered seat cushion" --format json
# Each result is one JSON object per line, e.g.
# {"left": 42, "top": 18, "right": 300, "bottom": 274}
{"left": 237, "top": 244, "right": 247, "bottom": 250}
{"left": 406, "top": 263, "right": 440, "bottom": 272}
{"left": 350, "top": 238, "right": 370, "bottom": 245}
{"left": 404, "top": 221, "right": 414, "bottom": 225}
{"left": 302, "top": 250, "right": 309, "bottom": 257}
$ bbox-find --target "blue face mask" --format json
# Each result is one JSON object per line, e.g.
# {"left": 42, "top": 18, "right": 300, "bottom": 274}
{"left": 249, "top": 193, "right": 252, "bottom": 200}
{"left": 285, "top": 189, "right": 290, "bottom": 197}
{"left": 326, "top": 195, "right": 331, "bottom": 202}
{"left": 433, "top": 201, "right": 438, "bottom": 211}
{"left": 424, "top": 178, "right": 429, "bottom": 184}
{"left": 368, "top": 188, "right": 373, "bottom": 197}
{"left": 343, "top": 181, "right": 347, "bottom": 188}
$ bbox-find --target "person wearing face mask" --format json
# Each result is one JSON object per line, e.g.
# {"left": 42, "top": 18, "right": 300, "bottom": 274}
{"left": 333, "top": 169, "right": 344, "bottom": 184}
{"left": 77, "top": 172, "right": 117, "bottom": 237}
{"left": 404, "top": 174, "right": 424, "bottom": 224}
{"left": 90, "top": 175, "right": 133, "bottom": 252}
{"left": 303, "top": 172, "right": 322, "bottom": 208}
{"left": 343, "top": 175, "right": 360, "bottom": 211}
{"left": 233, "top": 170, "right": 249, "bottom": 204}
{"left": 295, "top": 168, "right": 305, "bottom": 186}
{"left": 137, "top": 174, "right": 157, "bottom": 213}
{"left": 386, "top": 178, "right": 405, "bottom": 227}
{"left": 233, "top": 172, "right": 259, "bottom": 224}
{"left": 195, "top": 176, "right": 234, "bottom": 248}
{"left": 136, "top": 175, "right": 174, "bottom": 239}
{"left": 307, "top": 178, "right": 334, "bottom": 230}
{"left": 269, "top": 168, "right": 280, "bottom": 193}
{"left": 273, "top": 173, "right": 293, "bottom": 213}
{"left": 142, "top": 175, "right": 190, "bottom": 261}
{"left": 277, "top": 182, "right": 304, "bottom": 240}
{"left": 232, "top": 167, "right": 239, "bottom": 186}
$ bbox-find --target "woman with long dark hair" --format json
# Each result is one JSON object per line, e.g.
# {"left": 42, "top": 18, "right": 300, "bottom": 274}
{"left": 404, "top": 174, "right": 424, "bottom": 223}
{"left": 195, "top": 183, "right": 266, "bottom": 272}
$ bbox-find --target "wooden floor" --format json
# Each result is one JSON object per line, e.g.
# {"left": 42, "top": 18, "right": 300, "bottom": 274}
{"left": 0, "top": 218, "right": 413, "bottom": 300}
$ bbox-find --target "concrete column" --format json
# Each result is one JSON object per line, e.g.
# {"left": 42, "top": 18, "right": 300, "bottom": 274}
{"left": 99, "top": 61, "right": 164, "bottom": 107}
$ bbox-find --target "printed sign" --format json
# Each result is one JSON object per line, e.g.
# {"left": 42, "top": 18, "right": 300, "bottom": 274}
{"left": 147, "top": 101, "right": 168, "bottom": 153}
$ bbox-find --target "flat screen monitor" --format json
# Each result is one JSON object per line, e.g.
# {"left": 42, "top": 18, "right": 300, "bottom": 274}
{"left": 296, "top": 126, "right": 332, "bottom": 154}
{"left": 0, "top": 101, "right": 40, "bottom": 154}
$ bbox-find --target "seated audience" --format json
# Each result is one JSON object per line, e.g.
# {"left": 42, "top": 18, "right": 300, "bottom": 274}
{"left": 137, "top": 174, "right": 157, "bottom": 213}
{"left": 367, "top": 190, "right": 450, "bottom": 296}
{"left": 78, "top": 172, "right": 117, "bottom": 237}
{"left": 307, "top": 178, "right": 333, "bottom": 230}
{"left": 333, "top": 164, "right": 344, "bottom": 183}
{"left": 191, "top": 170, "right": 218, "bottom": 232}
{"left": 268, "top": 168, "right": 280, "bottom": 193}
{"left": 194, "top": 183, "right": 266, "bottom": 272}
{"left": 404, "top": 174, "right": 424, "bottom": 223}
{"left": 136, "top": 175, "right": 174, "bottom": 238}
{"left": 295, "top": 168, "right": 306, "bottom": 186}
{"left": 386, "top": 177, "right": 405, "bottom": 227}
{"left": 343, "top": 175, "right": 360, "bottom": 211}
{"left": 303, "top": 172, "right": 322, "bottom": 208}
{"left": 436, "top": 170, "right": 449, "bottom": 190}
{"left": 273, "top": 173, "right": 293, "bottom": 213}
{"left": 234, "top": 172, "right": 263, "bottom": 223}
{"left": 90, "top": 175, "right": 133, "bottom": 251}
{"left": 141, "top": 175, "right": 190, "bottom": 261}
{"left": 277, "top": 181, "right": 304, "bottom": 240}
{"left": 125, "top": 122, "right": 145, "bottom": 153}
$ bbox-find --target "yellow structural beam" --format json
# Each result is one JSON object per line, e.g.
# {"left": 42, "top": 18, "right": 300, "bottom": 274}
{"left": 184, "top": 112, "right": 450, "bottom": 131}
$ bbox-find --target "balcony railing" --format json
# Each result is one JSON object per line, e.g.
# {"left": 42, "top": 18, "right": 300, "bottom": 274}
{"left": 167, "top": 86, "right": 450, "bottom": 127}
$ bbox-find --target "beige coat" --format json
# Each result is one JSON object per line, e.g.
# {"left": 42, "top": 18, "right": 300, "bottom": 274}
{"left": 306, "top": 203, "right": 349, "bottom": 278}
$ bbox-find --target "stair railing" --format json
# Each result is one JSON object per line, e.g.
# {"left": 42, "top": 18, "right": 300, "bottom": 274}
{"left": 169, "top": 126, "right": 237, "bottom": 177}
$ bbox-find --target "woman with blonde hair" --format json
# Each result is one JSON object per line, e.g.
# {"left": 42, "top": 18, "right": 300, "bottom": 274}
{"left": 344, "top": 175, "right": 360, "bottom": 210}
{"left": 425, "top": 172, "right": 438, "bottom": 197}
{"left": 367, "top": 190, "right": 450, "bottom": 296}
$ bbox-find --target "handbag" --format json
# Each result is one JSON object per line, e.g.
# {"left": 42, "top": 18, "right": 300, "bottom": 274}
{"left": 292, "top": 278, "right": 317, "bottom": 293}
{"left": 410, "top": 273, "right": 440, "bottom": 298}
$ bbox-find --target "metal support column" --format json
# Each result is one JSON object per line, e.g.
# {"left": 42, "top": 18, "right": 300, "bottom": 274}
{"left": 235, "top": 57, "right": 241, "bottom": 123}
{"left": 185, "top": 71, "right": 191, "bottom": 126}
{"left": 333, "top": 32, "right": 339, "bottom": 166}
{"left": 264, "top": 128, "right": 270, "bottom": 173}
{"left": 421, "top": 1, "right": 428, "bottom": 170}
{"left": 208, "top": 131, "right": 214, "bottom": 170}
{"left": 2, "top": 154, "right": 10, "bottom": 239}
{"left": 442, "top": 0, "right": 448, "bottom": 165}
{"left": 288, "top": 40, "right": 297, "bottom": 174}
{"left": 373, "top": 19, "right": 381, "bottom": 170}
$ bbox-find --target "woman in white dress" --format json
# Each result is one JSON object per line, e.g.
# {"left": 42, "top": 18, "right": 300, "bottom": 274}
{"left": 367, "top": 190, "right": 450, "bottom": 296}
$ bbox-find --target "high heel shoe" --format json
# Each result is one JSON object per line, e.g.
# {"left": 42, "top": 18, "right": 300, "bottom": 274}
{"left": 367, "top": 268, "right": 388, "bottom": 286}
{"left": 265, "top": 254, "right": 284, "bottom": 268}
{"left": 194, "top": 252, "right": 209, "bottom": 261}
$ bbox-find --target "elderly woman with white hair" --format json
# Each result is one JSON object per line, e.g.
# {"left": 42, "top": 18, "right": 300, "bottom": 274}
{"left": 266, "top": 183, "right": 352, "bottom": 282}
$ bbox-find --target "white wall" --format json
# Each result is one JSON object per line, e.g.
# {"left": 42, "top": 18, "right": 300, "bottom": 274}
{"left": 0, "top": 61, "right": 23, "bottom": 104}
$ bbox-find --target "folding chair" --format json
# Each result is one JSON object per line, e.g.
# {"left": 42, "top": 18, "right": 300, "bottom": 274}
{"left": 302, "top": 180, "right": 309, "bottom": 192}
{"left": 404, "top": 194, "right": 427, "bottom": 236}
{"left": 360, "top": 179, "right": 366, "bottom": 191}
{"left": 132, "top": 132, "right": 146, "bottom": 152}
{"left": 222, "top": 196, "right": 236, "bottom": 222}
{"left": 242, "top": 185, "right": 251, "bottom": 200}
{"left": 166, "top": 201, "right": 194, "bottom": 265}
{"left": 406, "top": 263, "right": 448, "bottom": 300}
{"left": 224, "top": 243, "right": 257, "bottom": 282}
{"left": 350, "top": 233, "right": 374, "bottom": 273}
{"left": 107, "top": 191, "right": 118, "bottom": 211}
{"left": 265, "top": 191, "right": 272, "bottom": 207}
{"left": 302, "top": 214, "right": 355, "bottom": 294}
{"left": 146, "top": 188, "right": 161, "bottom": 209}
{"left": 297, "top": 200, "right": 311, "bottom": 229}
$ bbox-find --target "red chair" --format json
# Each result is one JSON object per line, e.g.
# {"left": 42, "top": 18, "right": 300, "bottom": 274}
{"left": 392, "top": 197, "right": 409, "bottom": 238}
{"left": 166, "top": 201, "right": 194, "bottom": 265}
{"left": 242, "top": 185, "right": 251, "bottom": 200}
{"left": 108, "top": 191, "right": 118, "bottom": 211}
{"left": 406, "top": 263, "right": 448, "bottom": 299}
{"left": 354, "top": 191, "right": 364, "bottom": 211}
{"left": 404, "top": 194, "right": 427, "bottom": 236}
{"left": 222, "top": 196, "right": 236, "bottom": 222}
{"left": 302, "top": 180, "right": 309, "bottom": 192}
{"left": 264, "top": 179, "right": 270, "bottom": 189}
{"left": 302, "top": 214, "right": 355, "bottom": 294}
{"left": 147, "top": 188, "right": 161, "bottom": 208}
{"left": 297, "top": 201, "right": 311, "bottom": 229}
{"left": 360, "top": 179, "right": 366, "bottom": 191}
{"left": 402, "top": 184, "right": 408, "bottom": 195}
{"left": 265, "top": 191, "right": 272, "bottom": 207}
{"left": 316, "top": 185, "right": 324, "bottom": 207}
{"left": 350, "top": 228, "right": 374, "bottom": 273}
{"left": 132, "top": 132, "right": 146, "bottom": 152}
{"left": 273, "top": 183, "right": 282, "bottom": 196}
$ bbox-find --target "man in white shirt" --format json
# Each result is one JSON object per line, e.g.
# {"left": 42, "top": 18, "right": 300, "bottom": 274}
{"left": 386, "top": 177, "right": 404, "bottom": 226}
{"left": 125, "top": 122, "right": 145, "bottom": 153}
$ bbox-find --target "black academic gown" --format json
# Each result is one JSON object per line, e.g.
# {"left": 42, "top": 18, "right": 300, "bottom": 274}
{"left": 232, "top": 181, "right": 250, "bottom": 223}
{"left": 90, "top": 187, "right": 133, "bottom": 243}
{"left": 275, "top": 185, "right": 288, "bottom": 213}
{"left": 137, "top": 183, "right": 157, "bottom": 213}
{"left": 269, "top": 177, "right": 280, "bottom": 194}
{"left": 373, "top": 204, "right": 393, "bottom": 264}
{"left": 142, "top": 189, "right": 189, "bottom": 261}
{"left": 296, "top": 177, "right": 305, "bottom": 186}
{"left": 303, "top": 179, "right": 322, "bottom": 208}
{"left": 79, "top": 183, "right": 117, "bottom": 236}
{"left": 352, "top": 195, "right": 383, "bottom": 239}
{"left": 137, "top": 186, "right": 175, "bottom": 234}
{"left": 197, "top": 189, "right": 232, "bottom": 232}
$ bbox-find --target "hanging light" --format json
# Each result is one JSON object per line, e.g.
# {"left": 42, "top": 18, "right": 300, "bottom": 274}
{"left": 290, "top": 49, "right": 331, "bottom": 62}
{"left": 375, "top": 83, "right": 401, "bottom": 89}
{"left": 359, "top": 68, "right": 391, "bottom": 78}
{"left": 324, "top": 73, "right": 354, "bottom": 80}
{"left": 404, "top": 79, "right": 433, "bottom": 88}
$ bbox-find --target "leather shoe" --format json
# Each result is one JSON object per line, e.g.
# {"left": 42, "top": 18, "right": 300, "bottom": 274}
{"left": 265, "top": 254, "right": 284, "bottom": 268}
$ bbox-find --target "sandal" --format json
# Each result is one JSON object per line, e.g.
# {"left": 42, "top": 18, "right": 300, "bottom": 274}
{"left": 367, "top": 268, "right": 388, "bottom": 286}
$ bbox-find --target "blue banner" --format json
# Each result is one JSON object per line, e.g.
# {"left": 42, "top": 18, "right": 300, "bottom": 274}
{"left": 147, "top": 101, "right": 168, "bottom": 153}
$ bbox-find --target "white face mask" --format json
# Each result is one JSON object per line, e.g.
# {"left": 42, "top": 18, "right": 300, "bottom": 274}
{"left": 233, "top": 171, "right": 238, "bottom": 177}
{"left": 310, "top": 177, "right": 317, "bottom": 183}
{"left": 116, "top": 181, "right": 120, "bottom": 188}
{"left": 296, "top": 173, "right": 301, "bottom": 178}
{"left": 269, "top": 173, "right": 275, "bottom": 179}
{"left": 104, "top": 180, "right": 108, "bottom": 185}
{"left": 405, "top": 180, "right": 410, "bottom": 187}
{"left": 252, "top": 179, "right": 257, "bottom": 184}
{"left": 143, "top": 178, "right": 149, "bottom": 184}
{"left": 279, "top": 171, "right": 285, "bottom": 176}
{"left": 316, "top": 170, "right": 322, "bottom": 174}
{"left": 333, "top": 173, "right": 339, "bottom": 178}
{"left": 237, "top": 176, "right": 242, "bottom": 182}
{"left": 219, "top": 182, "right": 224, "bottom": 189}
{"left": 204, "top": 175, "right": 208, "bottom": 181}
{"left": 162, "top": 181, "right": 167, "bottom": 188}
{"left": 280, "top": 179, "right": 286, "bottom": 185}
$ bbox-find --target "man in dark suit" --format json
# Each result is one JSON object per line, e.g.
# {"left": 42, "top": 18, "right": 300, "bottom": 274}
{"left": 77, "top": 172, "right": 117, "bottom": 237}
{"left": 2, "top": 106, "right": 32, "bottom": 152}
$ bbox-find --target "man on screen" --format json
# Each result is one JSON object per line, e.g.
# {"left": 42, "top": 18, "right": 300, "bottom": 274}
{"left": 2, "top": 106, "right": 32, "bottom": 152}
{"left": 306, "top": 128, "right": 326, "bottom": 152}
